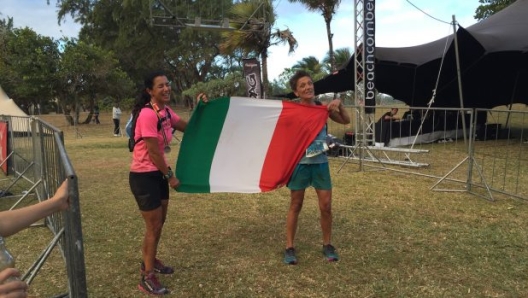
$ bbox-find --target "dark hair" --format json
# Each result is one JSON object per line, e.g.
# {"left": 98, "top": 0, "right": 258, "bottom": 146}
{"left": 289, "top": 70, "right": 312, "bottom": 91}
{"left": 132, "top": 70, "right": 167, "bottom": 115}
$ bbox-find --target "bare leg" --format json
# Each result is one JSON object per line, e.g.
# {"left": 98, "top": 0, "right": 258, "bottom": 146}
{"left": 155, "top": 199, "right": 169, "bottom": 253}
{"left": 140, "top": 206, "right": 164, "bottom": 273}
{"left": 286, "top": 189, "right": 305, "bottom": 248}
{"left": 315, "top": 189, "right": 332, "bottom": 245}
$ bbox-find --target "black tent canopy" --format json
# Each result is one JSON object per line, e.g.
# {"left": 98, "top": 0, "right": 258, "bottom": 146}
{"left": 289, "top": 0, "right": 528, "bottom": 109}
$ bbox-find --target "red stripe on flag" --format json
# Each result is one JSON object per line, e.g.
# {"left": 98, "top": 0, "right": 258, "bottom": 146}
{"left": 259, "top": 101, "right": 328, "bottom": 191}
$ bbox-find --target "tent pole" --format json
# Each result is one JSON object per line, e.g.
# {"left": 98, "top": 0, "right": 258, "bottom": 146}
{"left": 452, "top": 15, "right": 468, "bottom": 147}
{"left": 505, "top": 71, "right": 520, "bottom": 129}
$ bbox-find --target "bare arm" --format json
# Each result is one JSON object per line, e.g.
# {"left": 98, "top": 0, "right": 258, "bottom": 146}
{"left": 145, "top": 138, "right": 180, "bottom": 189}
{"left": 0, "top": 179, "right": 70, "bottom": 238}
{"left": 173, "top": 119, "right": 187, "bottom": 133}
{"left": 327, "top": 99, "right": 351, "bottom": 124}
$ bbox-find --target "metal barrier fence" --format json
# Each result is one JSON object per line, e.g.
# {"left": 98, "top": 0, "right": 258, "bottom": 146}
{"left": 328, "top": 105, "right": 528, "bottom": 201}
{"left": 0, "top": 115, "right": 87, "bottom": 298}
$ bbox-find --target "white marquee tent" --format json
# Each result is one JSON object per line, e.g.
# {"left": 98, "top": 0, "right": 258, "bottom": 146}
{"left": 0, "top": 86, "right": 28, "bottom": 117}
{"left": 0, "top": 86, "right": 31, "bottom": 132}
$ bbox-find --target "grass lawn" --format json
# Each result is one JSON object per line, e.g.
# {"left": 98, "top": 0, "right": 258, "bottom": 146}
{"left": 4, "top": 108, "right": 528, "bottom": 297}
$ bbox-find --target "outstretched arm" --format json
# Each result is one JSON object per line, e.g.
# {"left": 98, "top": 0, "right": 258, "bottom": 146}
{"left": 0, "top": 179, "right": 70, "bottom": 238}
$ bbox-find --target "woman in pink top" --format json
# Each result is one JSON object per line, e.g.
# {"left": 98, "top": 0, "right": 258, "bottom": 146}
{"left": 129, "top": 70, "right": 187, "bottom": 296}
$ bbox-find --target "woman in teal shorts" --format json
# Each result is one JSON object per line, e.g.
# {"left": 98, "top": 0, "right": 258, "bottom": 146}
{"left": 283, "top": 70, "right": 350, "bottom": 265}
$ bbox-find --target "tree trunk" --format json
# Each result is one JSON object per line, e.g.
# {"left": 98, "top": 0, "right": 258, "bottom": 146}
{"left": 61, "top": 104, "right": 74, "bottom": 126}
{"left": 81, "top": 95, "right": 96, "bottom": 124}
{"left": 261, "top": 49, "right": 269, "bottom": 99}
{"left": 326, "top": 19, "right": 336, "bottom": 72}
{"left": 74, "top": 103, "right": 81, "bottom": 125}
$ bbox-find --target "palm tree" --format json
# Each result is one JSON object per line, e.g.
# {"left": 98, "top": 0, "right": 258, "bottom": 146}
{"left": 219, "top": 0, "right": 297, "bottom": 97}
{"left": 292, "top": 56, "right": 326, "bottom": 81}
{"left": 289, "top": 0, "right": 342, "bottom": 72}
{"left": 322, "top": 47, "right": 351, "bottom": 72}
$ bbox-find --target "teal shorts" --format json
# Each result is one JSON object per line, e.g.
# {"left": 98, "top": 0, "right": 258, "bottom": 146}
{"left": 287, "top": 163, "right": 332, "bottom": 191}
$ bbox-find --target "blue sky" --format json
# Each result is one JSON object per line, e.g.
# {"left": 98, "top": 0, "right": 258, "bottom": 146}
{"left": 1, "top": 0, "right": 480, "bottom": 81}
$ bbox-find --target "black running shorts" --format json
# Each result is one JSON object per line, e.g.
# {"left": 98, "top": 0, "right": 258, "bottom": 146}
{"left": 129, "top": 171, "right": 169, "bottom": 211}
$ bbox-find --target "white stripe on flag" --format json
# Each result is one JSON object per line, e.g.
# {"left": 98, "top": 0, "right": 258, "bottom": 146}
{"left": 209, "top": 97, "right": 282, "bottom": 192}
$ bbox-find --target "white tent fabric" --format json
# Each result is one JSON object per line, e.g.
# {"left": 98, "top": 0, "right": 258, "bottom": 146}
{"left": 0, "top": 86, "right": 31, "bottom": 133}
{"left": 0, "top": 86, "right": 28, "bottom": 117}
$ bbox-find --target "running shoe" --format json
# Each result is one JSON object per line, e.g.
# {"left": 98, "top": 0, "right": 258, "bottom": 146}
{"left": 138, "top": 272, "right": 169, "bottom": 296}
{"left": 323, "top": 244, "right": 339, "bottom": 262}
{"left": 283, "top": 247, "right": 298, "bottom": 265}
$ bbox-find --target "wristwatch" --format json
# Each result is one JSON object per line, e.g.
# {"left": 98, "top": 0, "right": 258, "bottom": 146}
{"left": 163, "top": 169, "right": 173, "bottom": 180}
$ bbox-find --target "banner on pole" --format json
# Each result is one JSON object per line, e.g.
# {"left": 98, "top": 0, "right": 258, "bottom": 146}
{"left": 0, "top": 121, "right": 8, "bottom": 175}
{"left": 242, "top": 58, "right": 263, "bottom": 99}
{"left": 364, "top": 0, "right": 376, "bottom": 113}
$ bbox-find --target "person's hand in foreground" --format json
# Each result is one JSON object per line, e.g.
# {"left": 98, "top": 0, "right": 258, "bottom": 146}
{"left": 0, "top": 268, "right": 28, "bottom": 298}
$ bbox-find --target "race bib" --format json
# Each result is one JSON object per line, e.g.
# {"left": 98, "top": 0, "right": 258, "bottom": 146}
{"left": 305, "top": 140, "right": 329, "bottom": 157}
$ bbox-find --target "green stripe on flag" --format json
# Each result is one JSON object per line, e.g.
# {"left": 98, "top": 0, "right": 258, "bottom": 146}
{"left": 176, "top": 97, "right": 230, "bottom": 193}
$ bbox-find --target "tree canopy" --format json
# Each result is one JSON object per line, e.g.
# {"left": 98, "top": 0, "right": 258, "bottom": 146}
{"left": 474, "top": 0, "right": 516, "bottom": 20}
{"left": 54, "top": 0, "right": 233, "bottom": 95}
{"left": 219, "top": 0, "right": 297, "bottom": 97}
{"left": 0, "top": 22, "right": 134, "bottom": 123}
{"left": 1, "top": 0, "right": 249, "bottom": 122}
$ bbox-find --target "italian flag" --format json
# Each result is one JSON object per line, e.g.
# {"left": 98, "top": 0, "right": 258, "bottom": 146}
{"left": 176, "top": 97, "right": 328, "bottom": 193}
